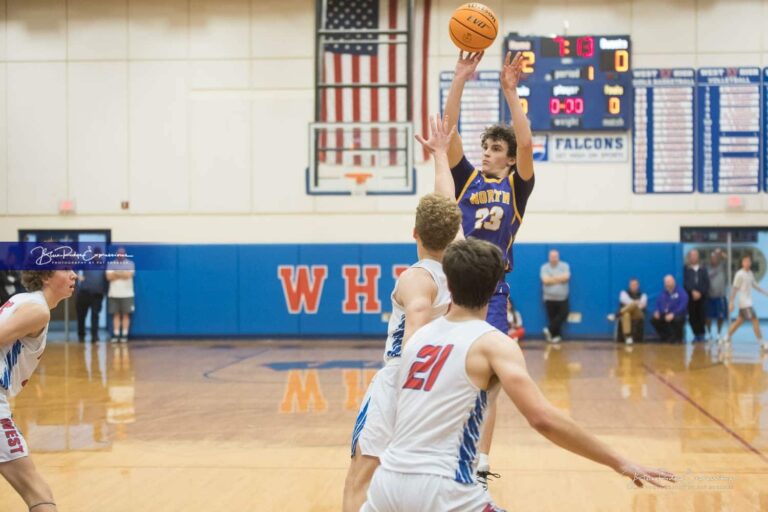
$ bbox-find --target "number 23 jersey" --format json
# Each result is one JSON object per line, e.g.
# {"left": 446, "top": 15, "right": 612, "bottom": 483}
{"left": 452, "top": 156, "right": 535, "bottom": 271}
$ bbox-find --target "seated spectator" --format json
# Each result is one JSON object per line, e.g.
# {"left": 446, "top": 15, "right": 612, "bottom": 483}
{"left": 651, "top": 275, "right": 688, "bottom": 343}
{"left": 615, "top": 278, "right": 647, "bottom": 345}
{"left": 506, "top": 298, "right": 525, "bottom": 342}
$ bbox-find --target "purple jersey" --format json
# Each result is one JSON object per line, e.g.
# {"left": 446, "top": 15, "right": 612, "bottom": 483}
{"left": 451, "top": 156, "right": 534, "bottom": 271}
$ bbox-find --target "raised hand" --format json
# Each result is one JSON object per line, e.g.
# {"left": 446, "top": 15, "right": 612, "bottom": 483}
{"left": 455, "top": 50, "right": 484, "bottom": 81}
{"left": 501, "top": 51, "right": 524, "bottom": 91}
{"left": 415, "top": 113, "right": 457, "bottom": 155}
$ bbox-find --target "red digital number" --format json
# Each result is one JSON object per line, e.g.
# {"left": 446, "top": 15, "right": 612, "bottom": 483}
{"left": 565, "top": 97, "right": 584, "bottom": 114}
{"left": 577, "top": 37, "right": 594, "bottom": 58}
{"left": 549, "top": 98, "right": 561, "bottom": 114}
{"left": 551, "top": 98, "right": 584, "bottom": 115}
{"left": 553, "top": 36, "right": 570, "bottom": 57}
{"left": 403, "top": 344, "right": 454, "bottom": 392}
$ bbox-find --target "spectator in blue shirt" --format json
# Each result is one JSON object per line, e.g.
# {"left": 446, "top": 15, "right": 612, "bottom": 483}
{"left": 651, "top": 275, "right": 688, "bottom": 343}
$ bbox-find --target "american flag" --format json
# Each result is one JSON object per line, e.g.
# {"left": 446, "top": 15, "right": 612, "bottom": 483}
{"left": 319, "top": 0, "right": 431, "bottom": 165}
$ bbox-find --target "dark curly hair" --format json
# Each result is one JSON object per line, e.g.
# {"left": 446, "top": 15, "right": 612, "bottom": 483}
{"left": 481, "top": 124, "right": 517, "bottom": 163}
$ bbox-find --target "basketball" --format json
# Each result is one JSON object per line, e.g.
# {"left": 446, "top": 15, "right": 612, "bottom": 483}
{"left": 449, "top": 3, "right": 499, "bottom": 53}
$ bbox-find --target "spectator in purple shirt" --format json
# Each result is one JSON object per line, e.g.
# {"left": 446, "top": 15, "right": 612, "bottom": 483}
{"left": 651, "top": 275, "right": 689, "bottom": 343}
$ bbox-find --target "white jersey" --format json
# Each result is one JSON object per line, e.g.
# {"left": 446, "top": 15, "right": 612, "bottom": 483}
{"left": 733, "top": 269, "right": 757, "bottom": 308}
{"left": 383, "top": 258, "right": 451, "bottom": 361}
{"left": 0, "top": 292, "right": 49, "bottom": 409}
{"left": 381, "top": 316, "right": 497, "bottom": 484}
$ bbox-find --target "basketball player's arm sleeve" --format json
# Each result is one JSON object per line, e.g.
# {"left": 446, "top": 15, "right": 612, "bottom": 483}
{"left": 450, "top": 156, "right": 474, "bottom": 199}
{"left": 0, "top": 304, "right": 49, "bottom": 347}
{"left": 485, "top": 334, "right": 627, "bottom": 473}
{"left": 397, "top": 269, "right": 438, "bottom": 344}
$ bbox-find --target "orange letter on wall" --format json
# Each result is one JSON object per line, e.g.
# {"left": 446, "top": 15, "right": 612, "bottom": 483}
{"left": 277, "top": 266, "right": 328, "bottom": 314}
{"left": 342, "top": 265, "right": 381, "bottom": 313}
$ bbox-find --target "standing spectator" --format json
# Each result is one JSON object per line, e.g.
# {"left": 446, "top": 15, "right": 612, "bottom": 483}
{"left": 76, "top": 247, "right": 107, "bottom": 342}
{"left": 706, "top": 249, "right": 728, "bottom": 342}
{"left": 541, "top": 249, "right": 570, "bottom": 343}
{"left": 107, "top": 248, "right": 135, "bottom": 343}
{"left": 506, "top": 298, "right": 525, "bottom": 342}
{"left": 651, "top": 275, "right": 689, "bottom": 343}
{"left": 683, "top": 249, "right": 710, "bottom": 342}
{"left": 616, "top": 278, "right": 647, "bottom": 345}
{"left": 723, "top": 255, "right": 768, "bottom": 350}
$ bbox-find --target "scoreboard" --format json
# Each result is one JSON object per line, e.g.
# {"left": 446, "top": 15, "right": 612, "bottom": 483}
{"left": 696, "top": 67, "right": 762, "bottom": 193}
{"left": 632, "top": 69, "right": 696, "bottom": 193}
{"left": 503, "top": 34, "right": 632, "bottom": 131}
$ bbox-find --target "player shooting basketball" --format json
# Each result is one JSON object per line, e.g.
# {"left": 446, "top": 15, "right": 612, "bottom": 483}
{"left": 442, "top": 49, "right": 536, "bottom": 486}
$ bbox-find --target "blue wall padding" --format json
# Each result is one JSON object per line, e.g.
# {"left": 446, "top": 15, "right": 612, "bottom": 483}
{"left": 128, "top": 242, "right": 682, "bottom": 339}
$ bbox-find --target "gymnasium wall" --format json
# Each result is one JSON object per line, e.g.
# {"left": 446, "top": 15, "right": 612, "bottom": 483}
{"left": 127, "top": 241, "right": 682, "bottom": 338}
{"left": 1, "top": 0, "right": 767, "bottom": 244}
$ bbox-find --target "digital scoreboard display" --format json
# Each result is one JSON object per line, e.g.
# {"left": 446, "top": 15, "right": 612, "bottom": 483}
{"left": 503, "top": 34, "right": 632, "bottom": 131}
{"left": 696, "top": 67, "right": 762, "bottom": 193}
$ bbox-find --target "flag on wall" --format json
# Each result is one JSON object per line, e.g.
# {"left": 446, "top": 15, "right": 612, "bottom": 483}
{"left": 319, "top": 0, "right": 431, "bottom": 165}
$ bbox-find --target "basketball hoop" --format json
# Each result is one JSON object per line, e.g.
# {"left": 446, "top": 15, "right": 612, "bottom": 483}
{"left": 344, "top": 172, "right": 373, "bottom": 196}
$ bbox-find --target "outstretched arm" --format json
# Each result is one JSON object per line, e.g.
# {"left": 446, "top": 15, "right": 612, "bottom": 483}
{"left": 481, "top": 333, "right": 675, "bottom": 487}
{"left": 415, "top": 113, "right": 457, "bottom": 201}
{"left": 500, "top": 52, "right": 534, "bottom": 181}
{"left": 445, "top": 51, "right": 484, "bottom": 168}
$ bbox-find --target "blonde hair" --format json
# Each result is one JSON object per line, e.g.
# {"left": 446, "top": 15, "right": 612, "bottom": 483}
{"left": 415, "top": 194, "right": 462, "bottom": 251}
{"left": 21, "top": 271, "right": 54, "bottom": 292}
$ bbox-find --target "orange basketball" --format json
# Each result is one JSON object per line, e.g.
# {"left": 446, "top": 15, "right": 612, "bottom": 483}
{"left": 449, "top": 3, "right": 499, "bottom": 53}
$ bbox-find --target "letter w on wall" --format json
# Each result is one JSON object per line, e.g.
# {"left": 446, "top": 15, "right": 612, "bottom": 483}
{"left": 277, "top": 266, "right": 328, "bottom": 314}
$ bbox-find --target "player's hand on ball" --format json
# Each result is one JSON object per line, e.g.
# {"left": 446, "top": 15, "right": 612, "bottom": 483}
{"left": 455, "top": 50, "right": 483, "bottom": 80}
{"left": 501, "top": 51, "right": 524, "bottom": 91}
{"left": 617, "top": 461, "right": 676, "bottom": 488}
{"left": 415, "top": 114, "right": 456, "bottom": 155}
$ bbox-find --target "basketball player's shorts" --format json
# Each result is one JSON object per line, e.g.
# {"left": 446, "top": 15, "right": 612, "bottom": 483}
{"left": 0, "top": 416, "right": 29, "bottom": 463}
{"left": 486, "top": 281, "right": 510, "bottom": 333}
{"left": 350, "top": 361, "right": 399, "bottom": 458}
{"left": 739, "top": 307, "right": 756, "bottom": 321}
{"left": 361, "top": 467, "right": 506, "bottom": 512}
{"left": 706, "top": 297, "right": 727, "bottom": 319}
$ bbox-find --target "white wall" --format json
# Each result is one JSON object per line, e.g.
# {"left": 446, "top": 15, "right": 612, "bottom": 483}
{"left": 0, "top": 0, "right": 767, "bottom": 243}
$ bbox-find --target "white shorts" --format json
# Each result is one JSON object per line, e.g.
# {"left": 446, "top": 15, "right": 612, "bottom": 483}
{"left": 361, "top": 467, "right": 505, "bottom": 512}
{"left": 0, "top": 417, "right": 29, "bottom": 463}
{"left": 351, "top": 361, "right": 399, "bottom": 458}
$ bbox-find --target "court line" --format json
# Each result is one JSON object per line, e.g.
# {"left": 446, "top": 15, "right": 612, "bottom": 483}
{"left": 642, "top": 362, "right": 768, "bottom": 465}
{"left": 202, "top": 348, "right": 273, "bottom": 381}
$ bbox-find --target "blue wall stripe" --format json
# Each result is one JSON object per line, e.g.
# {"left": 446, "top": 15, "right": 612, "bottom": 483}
{"left": 127, "top": 242, "right": 682, "bottom": 338}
